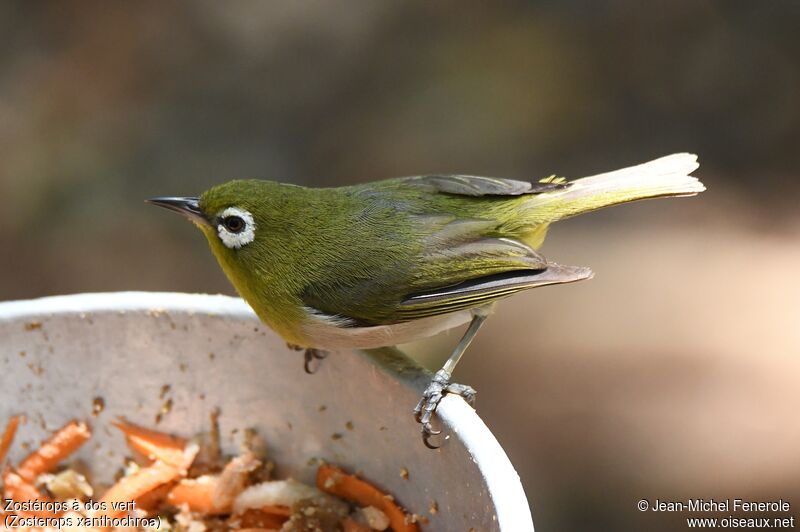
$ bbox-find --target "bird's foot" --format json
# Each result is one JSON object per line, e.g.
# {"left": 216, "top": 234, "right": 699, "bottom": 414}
{"left": 303, "top": 348, "right": 328, "bottom": 374}
{"left": 413, "top": 369, "right": 477, "bottom": 449}
{"left": 286, "top": 343, "right": 329, "bottom": 374}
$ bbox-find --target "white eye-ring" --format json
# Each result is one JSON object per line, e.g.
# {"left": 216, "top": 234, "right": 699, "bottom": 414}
{"left": 217, "top": 207, "right": 256, "bottom": 249}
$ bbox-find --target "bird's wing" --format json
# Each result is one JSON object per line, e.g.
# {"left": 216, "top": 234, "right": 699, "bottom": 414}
{"left": 406, "top": 174, "right": 568, "bottom": 197}
{"left": 395, "top": 263, "right": 593, "bottom": 320}
{"left": 302, "top": 209, "right": 591, "bottom": 324}
{"left": 411, "top": 216, "right": 549, "bottom": 285}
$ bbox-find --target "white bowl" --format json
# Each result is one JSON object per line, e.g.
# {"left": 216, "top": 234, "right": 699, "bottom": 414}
{"left": 0, "top": 292, "right": 533, "bottom": 531}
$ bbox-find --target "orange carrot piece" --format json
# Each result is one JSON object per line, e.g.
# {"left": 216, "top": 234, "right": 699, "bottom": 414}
{"left": 0, "top": 415, "right": 23, "bottom": 466}
{"left": 17, "top": 420, "right": 91, "bottom": 484}
{"left": 236, "top": 508, "right": 290, "bottom": 529}
{"left": 97, "top": 441, "right": 197, "bottom": 522}
{"left": 2, "top": 469, "right": 58, "bottom": 518}
{"left": 97, "top": 462, "right": 181, "bottom": 520}
{"left": 214, "top": 451, "right": 260, "bottom": 510}
{"left": 112, "top": 418, "right": 187, "bottom": 467}
{"left": 317, "top": 465, "right": 419, "bottom": 532}
{"left": 341, "top": 516, "right": 372, "bottom": 532}
{"left": 135, "top": 480, "right": 175, "bottom": 511}
{"left": 258, "top": 505, "right": 292, "bottom": 517}
{"left": 167, "top": 476, "right": 223, "bottom": 514}
{"left": 167, "top": 475, "right": 293, "bottom": 517}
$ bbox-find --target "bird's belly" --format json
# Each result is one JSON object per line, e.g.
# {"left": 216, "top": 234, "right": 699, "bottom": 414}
{"left": 300, "top": 310, "right": 474, "bottom": 350}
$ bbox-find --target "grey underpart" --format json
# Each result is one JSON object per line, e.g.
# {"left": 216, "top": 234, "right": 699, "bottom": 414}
{"left": 413, "top": 312, "right": 487, "bottom": 449}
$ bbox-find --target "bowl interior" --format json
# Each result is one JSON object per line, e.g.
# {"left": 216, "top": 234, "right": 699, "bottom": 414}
{"left": 0, "top": 292, "right": 532, "bottom": 531}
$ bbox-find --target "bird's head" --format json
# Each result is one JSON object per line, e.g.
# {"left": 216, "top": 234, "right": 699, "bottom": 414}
{"left": 147, "top": 180, "right": 295, "bottom": 285}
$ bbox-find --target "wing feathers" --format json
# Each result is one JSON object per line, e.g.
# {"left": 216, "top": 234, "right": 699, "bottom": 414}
{"left": 397, "top": 263, "right": 593, "bottom": 319}
{"left": 410, "top": 174, "right": 569, "bottom": 197}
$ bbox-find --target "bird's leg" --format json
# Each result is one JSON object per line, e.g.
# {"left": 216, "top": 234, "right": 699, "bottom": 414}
{"left": 414, "top": 313, "right": 487, "bottom": 449}
{"left": 303, "top": 348, "right": 328, "bottom": 374}
{"left": 287, "top": 343, "right": 329, "bottom": 374}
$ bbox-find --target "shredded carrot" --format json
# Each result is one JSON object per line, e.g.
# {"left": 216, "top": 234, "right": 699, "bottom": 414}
{"left": 97, "top": 440, "right": 198, "bottom": 524}
{"left": 166, "top": 460, "right": 269, "bottom": 516}
{"left": 112, "top": 418, "right": 187, "bottom": 468}
{"left": 0, "top": 415, "right": 23, "bottom": 466}
{"left": 167, "top": 476, "right": 223, "bottom": 514}
{"left": 235, "top": 507, "right": 290, "bottom": 529}
{"left": 17, "top": 420, "right": 91, "bottom": 484}
{"left": 2, "top": 417, "right": 424, "bottom": 530}
{"left": 258, "top": 505, "right": 292, "bottom": 517}
{"left": 2, "top": 469, "right": 58, "bottom": 518}
{"left": 214, "top": 450, "right": 260, "bottom": 510}
{"left": 134, "top": 480, "right": 174, "bottom": 511}
{"left": 97, "top": 462, "right": 181, "bottom": 521}
{"left": 317, "top": 464, "right": 419, "bottom": 532}
{"left": 341, "top": 516, "right": 372, "bottom": 532}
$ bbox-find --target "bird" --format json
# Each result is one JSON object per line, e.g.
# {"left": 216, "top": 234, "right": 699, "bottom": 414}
{"left": 148, "top": 153, "right": 704, "bottom": 447}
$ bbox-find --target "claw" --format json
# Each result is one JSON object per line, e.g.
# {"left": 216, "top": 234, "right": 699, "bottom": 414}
{"left": 303, "top": 348, "right": 328, "bottom": 374}
{"left": 446, "top": 383, "right": 477, "bottom": 406}
{"left": 412, "top": 313, "right": 486, "bottom": 448}
{"left": 421, "top": 423, "right": 442, "bottom": 449}
{"left": 413, "top": 369, "right": 477, "bottom": 449}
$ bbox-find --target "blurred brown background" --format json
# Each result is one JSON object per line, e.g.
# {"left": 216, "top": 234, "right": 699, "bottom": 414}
{"left": 1, "top": 1, "right": 798, "bottom": 530}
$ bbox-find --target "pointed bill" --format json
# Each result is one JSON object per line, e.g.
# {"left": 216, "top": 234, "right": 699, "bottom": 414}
{"left": 146, "top": 197, "right": 210, "bottom": 227}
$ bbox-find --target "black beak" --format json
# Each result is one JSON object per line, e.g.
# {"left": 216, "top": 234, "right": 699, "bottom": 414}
{"left": 146, "top": 197, "right": 210, "bottom": 226}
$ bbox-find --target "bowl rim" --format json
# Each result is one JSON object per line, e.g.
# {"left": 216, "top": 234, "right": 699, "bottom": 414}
{"left": 0, "top": 291, "right": 534, "bottom": 531}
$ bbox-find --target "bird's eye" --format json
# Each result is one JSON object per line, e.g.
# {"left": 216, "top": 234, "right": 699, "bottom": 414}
{"left": 216, "top": 207, "right": 255, "bottom": 249}
{"left": 222, "top": 215, "right": 245, "bottom": 233}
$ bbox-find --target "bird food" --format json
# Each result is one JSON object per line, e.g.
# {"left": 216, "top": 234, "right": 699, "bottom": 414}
{"left": 0, "top": 416, "right": 421, "bottom": 531}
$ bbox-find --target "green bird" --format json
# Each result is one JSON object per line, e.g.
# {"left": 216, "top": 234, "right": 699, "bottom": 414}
{"left": 148, "top": 153, "right": 703, "bottom": 447}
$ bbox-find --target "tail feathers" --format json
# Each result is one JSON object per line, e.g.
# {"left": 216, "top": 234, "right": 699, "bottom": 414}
{"left": 525, "top": 153, "right": 704, "bottom": 223}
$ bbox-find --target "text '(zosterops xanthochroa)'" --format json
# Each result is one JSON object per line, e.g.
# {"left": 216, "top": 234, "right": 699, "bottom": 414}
{"left": 148, "top": 153, "right": 704, "bottom": 447}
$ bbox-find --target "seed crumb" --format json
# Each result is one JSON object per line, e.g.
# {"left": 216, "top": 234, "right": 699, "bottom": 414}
{"left": 208, "top": 407, "right": 222, "bottom": 461}
{"left": 161, "top": 397, "right": 173, "bottom": 415}
{"left": 400, "top": 467, "right": 409, "bottom": 480}
{"left": 92, "top": 397, "right": 105, "bottom": 416}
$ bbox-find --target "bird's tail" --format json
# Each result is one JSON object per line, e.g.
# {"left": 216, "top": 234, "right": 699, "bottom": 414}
{"left": 525, "top": 153, "right": 704, "bottom": 223}
{"left": 516, "top": 153, "right": 703, "bottom": 249}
